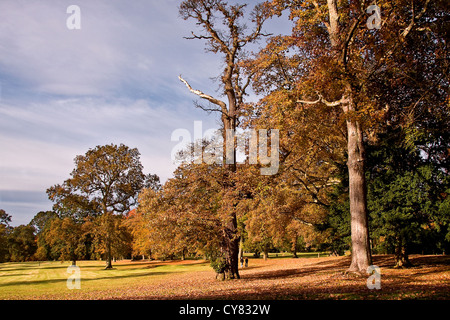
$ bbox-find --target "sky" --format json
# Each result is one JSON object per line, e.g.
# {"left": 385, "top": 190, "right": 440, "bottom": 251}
{"left": 0, "top": 0, "right": 291, "bottom": 226}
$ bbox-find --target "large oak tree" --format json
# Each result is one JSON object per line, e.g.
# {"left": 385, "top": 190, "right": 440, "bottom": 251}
{"left": 250, "top": 0, "right": 448, "bottom": 274}
{"left": 47, "top": 144, "right": 147, "bottom": 269}
{"left": 178, "top": 0, "right": 271, "bottom": 279}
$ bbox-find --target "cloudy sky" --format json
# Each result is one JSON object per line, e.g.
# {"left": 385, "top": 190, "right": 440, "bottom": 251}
{"left": 0, "top": 0, "right": 290, "bottom": 226}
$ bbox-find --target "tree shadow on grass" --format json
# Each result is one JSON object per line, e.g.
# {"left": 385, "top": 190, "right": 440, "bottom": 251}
{"left": 0, "top": 269, "right": 179, "bottom": 288}
{"left": 118, "top": 260, "right": 208, "bottom": 269}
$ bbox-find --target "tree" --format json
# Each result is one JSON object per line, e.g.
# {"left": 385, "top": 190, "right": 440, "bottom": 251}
{"left": 0, "top": 210, "right": 12, "bottom": 262}
{"left": 7, "top": 225, "right": 37, "bottom": 262}
{"left": 47, "top": 144, "right": 147, "bottom": 269}
{"left": 249, "top": 0, "right": 448, "bottom": 273}
{"left": 44, "top": 217, "right": 87, "bottom": 265}
{"left": 138, "top": 163, "right": 226, "bottom": 263}
{"left": 178, "top": 0, "right": 271, "bottom": 279}
{"left": 30, "top": 211, "right": 58, "bottom": 261}
{"left": 125, "top": 209, "right": 152, "bottom": 260}
{"left": 125, "top": 178, "right": 161, "bottom": 260}
{"left": 87, "top": 213, "right": 132, "bottom": 262}
{"left": 367, "top": 125, "right": 450, "bottom": 267}
{"left": 29, "top": 211, "right": 58, "bottom": 234}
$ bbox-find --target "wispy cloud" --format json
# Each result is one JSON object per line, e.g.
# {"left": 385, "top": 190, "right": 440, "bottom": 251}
{"left": 0, "top": 97, "right": 218, "bottom": 187}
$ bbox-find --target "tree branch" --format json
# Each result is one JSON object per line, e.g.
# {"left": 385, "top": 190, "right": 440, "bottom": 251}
{"left": 341, "top": 14, "right": 364, "bottom": 65}
{"left": 297, "top": 93, "right": 349, "bottom": 107}
{"left": 279, "top": 210, "right": 314, "bottom": 226}
{"left": 293, "top": 217, "right": 314, "bottom": 227}
{"left": 193, "top": 101, "right": 229, "bottom": 117}
{"left": 178, "top": 75, "right": 228, "bottom": 115}
{"left": 184, "top": 31, "right": 214, "bottom": 40}
{"left": 401, "top": 0, "right": 430, "bottom": 38}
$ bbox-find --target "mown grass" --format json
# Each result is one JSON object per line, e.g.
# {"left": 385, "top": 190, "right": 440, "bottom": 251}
{"left": 0, "top": 259, "right": 210, "bottom": 299}
{"left": 0, "top": 253, "right": 327, "bottom": 299}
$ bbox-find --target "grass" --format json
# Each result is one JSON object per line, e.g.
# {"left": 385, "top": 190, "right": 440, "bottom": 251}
{"left": 0, "top": 259, "right": 210, "bottom": 299}
{"left": 0, "top": 254, "right": 448, "bottom": 300}
{"left": 257, "top": 252, "right": 330, "bottom": 258}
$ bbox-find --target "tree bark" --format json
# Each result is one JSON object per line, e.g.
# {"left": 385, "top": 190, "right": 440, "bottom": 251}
{"left": 105, "top": 238, "right": 113, "bottom": 269}
{"left": 394, "top": 236, "right": 412, "bottom": 268}
{"left": 103, "top": 210, "right": 114, "bottom": 269}
{"left": 345, "top": 112, "right": 372, "bottom": 274}
{"left": 238, "top": 236, "right": 244, "bottom": 262}
{"left": 223, "top": 101, "right": 240, "bottom": 279}
{"left": 223, "top": 213, "right": 240, "bottom": 279}
{"left": 291, "top": 236, "right": 298, "bottom": 258}
{"left": 324, "top": 0, "right": 372, "bottom": 274}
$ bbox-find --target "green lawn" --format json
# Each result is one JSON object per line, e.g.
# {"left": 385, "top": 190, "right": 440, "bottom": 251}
{"left": 0, "top": 260, "right": 210, "bottom": 299}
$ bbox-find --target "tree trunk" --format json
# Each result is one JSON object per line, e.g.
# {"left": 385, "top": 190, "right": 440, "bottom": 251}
{"left": 394, "top": 237, "right": 412, "bottom": 268}
{"left": 263, "top": 245, "right": 269, "bottom": 261}
{"left": 70, "top": 252, "right": 77, "bottom": 266}
{"left": 322, "top": 0, "right": 373, "bottom": 275}
{"left": 291, "top": 236, "right": 298, "bottom": 258}
{"left": 346, "top": 115, "right": 372, "bottom": 274}
{"left": 105, "top": 237, "right": 113, "bottom": 269}
{"left": 222, "top": 100, "right": 240, "bottom": 280}
{"left": 238, "top": 236, "right": 244, "bottom": 262}
{"left": 223, "top": 215, "right": 240, "bottom": 279}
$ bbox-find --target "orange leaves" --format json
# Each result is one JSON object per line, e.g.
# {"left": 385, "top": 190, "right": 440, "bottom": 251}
{"left": 137, "top": 164, "right": 232, "bottom": 259}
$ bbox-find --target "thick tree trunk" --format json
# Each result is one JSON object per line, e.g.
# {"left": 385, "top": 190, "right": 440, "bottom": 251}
{"left": 223, "top": 214, "right": 240, "bottom": 279}
{"left": 263, "top": 245, "right": 269, "bottom": 261}
{"left": 291, "top": 236, "right": 298, "bottom": 258}
{"left": 394, "top": 237, "right": 412, "bottom": 268}
{"left": 221, "top": 106, "right": 240, "bottom": 280}
{"left": 102, "top": 209, "right": 113, "bottom": 269}
{"left": 324, "top": 0, "right": 373, "bottom": 274}
{"left": 105, "top": 234, "right": 113, "bottom": 269}
{"left": 346, "top": 116, "right": 372, "bottom": 274}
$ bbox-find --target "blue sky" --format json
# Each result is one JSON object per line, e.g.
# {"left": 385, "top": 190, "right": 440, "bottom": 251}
{"left": 0, "top": 0, "right": 290, "bottom": 226}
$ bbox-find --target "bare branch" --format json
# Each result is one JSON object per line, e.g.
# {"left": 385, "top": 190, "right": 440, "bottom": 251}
{"left": 178, "top": 75, "right": 229, "bottom": 115}
{"left": 401, "top": 0, "right": 430, "bottom": 38}
{"left": 297, "top": 93, "right": 349, "bottom": 107}
{"left": 279, "top": 210, "right": 314, "bottom": 226}
{"left": 193, "top": 101, "right": 229, "bottom": 117}
{"left": 341, "top": 14, "right": 364, "bottom": 65}
{"left": 184, "top": 31, "right": 214, "bottom": 40}
{"left": 293, "top": 217, "right": 314, "bottom": 227}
